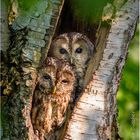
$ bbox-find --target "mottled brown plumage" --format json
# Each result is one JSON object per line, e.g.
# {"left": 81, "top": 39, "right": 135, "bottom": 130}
{"left": 31, "top": 57, "right": 75, "bottom": 139}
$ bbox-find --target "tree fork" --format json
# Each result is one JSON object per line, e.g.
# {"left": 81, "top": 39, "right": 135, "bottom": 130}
{"left": 1, "top": 0, "right": 138, "bottom": 140}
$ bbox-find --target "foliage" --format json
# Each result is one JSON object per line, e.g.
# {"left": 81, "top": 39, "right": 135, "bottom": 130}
{"left": 5, "top": 0, "right": 39, "bottom": 11}
{"left": 18, "top": 0, "right": 39, "bottom": 11}
{"left": 117, "top": 25, "right": 139, "bottom": 140}
{"left": 70, "top": 0, "right": 112, "bottom": 23}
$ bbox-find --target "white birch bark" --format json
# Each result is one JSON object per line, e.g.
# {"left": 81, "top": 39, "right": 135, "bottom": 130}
{"left": 64, "top": 0, "right": 139, "bottom": 139}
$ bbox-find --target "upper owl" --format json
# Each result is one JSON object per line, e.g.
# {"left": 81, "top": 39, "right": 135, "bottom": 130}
{"left": 49, "top": 32, "right": 95, "bottom": 92}
{"left": 49, "top": 32, "right": 94, "bottom": 69}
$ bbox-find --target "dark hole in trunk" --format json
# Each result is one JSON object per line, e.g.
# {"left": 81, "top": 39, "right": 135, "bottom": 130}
{"left": 45, "top": 1, "right": 111, "bottom": 139}
{"left": 53, "top": 0, "right": 99, "bottom": 45}
{"left": 47, "top": 0, "right": 111, "bottom": 91}
{"left": 48, "top": 0, "right": 111, "bottom": 90}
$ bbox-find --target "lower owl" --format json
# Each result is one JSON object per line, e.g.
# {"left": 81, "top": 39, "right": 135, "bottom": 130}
{"left": 49, "top": 32, "right": 95, "bottom": 93}
{"left": 31, "top": 57, "right": 75, "bottom": 139}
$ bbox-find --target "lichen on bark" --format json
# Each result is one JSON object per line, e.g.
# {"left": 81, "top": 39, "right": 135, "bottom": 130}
{"left": 2, "top": 0, "right": 64, "bottom": 139}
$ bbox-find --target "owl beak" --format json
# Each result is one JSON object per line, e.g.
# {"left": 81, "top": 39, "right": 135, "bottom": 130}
{"left": 70, "top": 57, "right": 73, "bottom": 64}
{"left": 52, "top": 87, "right": 56, "bottom": 94}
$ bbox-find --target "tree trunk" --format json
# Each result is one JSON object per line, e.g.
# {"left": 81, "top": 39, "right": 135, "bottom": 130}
{"left": 1, "top": 0, "right": 138, "bottom": 140}
{"left": 1, "top": 0, "right": 64, "bottom": 139}
{"left": 63, "top": 0, "right": 138, "bottom": 139}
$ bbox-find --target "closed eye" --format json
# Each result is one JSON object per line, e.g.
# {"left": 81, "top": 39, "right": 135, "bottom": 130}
{"left": 75, "top": 48, "right": 83, "bottom": 53}
{"left": 59, "top": 48, "right": 67, "bottom": 54}
{"left": 43, "top": 75, "right": 51, "bottom": 80}
{"left": 62, "top": 80, "right": 69, "bottom": 84}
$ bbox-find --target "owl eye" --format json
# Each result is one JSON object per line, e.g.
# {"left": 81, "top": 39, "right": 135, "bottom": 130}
{"left": 75, "top": 48, "right": 83, "bottom": 53}
{"left": 62, "top": 80, "right": 69, "bottom": 84}
{"left": 59, "top": 48, "right": 67, "bottom": 54}
{"left": 43, "top": 75, "right": 51, "bottom": 80}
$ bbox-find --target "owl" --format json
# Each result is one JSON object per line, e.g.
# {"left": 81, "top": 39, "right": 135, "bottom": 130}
{"left": 49, "top": 32, "right": 94, "bottom": 93}
{"left": 31, "top": 57, "right": 75, "bottom": 140}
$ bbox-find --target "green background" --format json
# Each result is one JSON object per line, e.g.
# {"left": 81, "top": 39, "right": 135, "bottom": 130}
{"left": 117, "top": 25, "right": 139, "bottom": 140}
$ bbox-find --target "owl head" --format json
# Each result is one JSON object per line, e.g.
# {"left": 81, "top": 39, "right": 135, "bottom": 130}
{"left": 49, "top": 32, "right": 95, "bottom": 68}
{"left": 37, "top": 57, "right": 75, "bottom": 96}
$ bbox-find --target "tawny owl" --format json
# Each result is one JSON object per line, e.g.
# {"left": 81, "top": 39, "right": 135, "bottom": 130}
{"left": 49, "top": 32, "right": 94, "bottom": 93}
{"left": 31, "top": 57, "right": 75, "bottom": 140}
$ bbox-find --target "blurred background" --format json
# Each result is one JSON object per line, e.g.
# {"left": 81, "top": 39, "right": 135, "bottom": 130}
{"left": 117, "top": 24, "right": 139, "bottom": 140}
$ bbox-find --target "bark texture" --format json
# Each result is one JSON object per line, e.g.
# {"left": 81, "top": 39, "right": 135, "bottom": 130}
{"left": 1, "top": 0, "right": 138, "bottom": 140}
{"left": 1, "top": 1, "right": 10, "bottom": 138}
{"left": 2, "top": 0, "right": 64, "bottom": 139}
{"left": 63, "top": 0, "right": 138, "bottom": 139}
{"left": 1, "top": 0, "right": 10, "bottom": 54}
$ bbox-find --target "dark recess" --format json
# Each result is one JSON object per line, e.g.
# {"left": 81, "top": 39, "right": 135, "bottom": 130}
{"left": 54, "top": 0, "right": 99, "bottom": 44}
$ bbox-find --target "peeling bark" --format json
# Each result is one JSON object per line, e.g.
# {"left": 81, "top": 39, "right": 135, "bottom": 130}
{"left": 63, "top": 0, "right": 138, "bottom": 139}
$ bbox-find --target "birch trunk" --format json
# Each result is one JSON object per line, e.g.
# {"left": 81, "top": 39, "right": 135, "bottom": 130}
{"left": 63, "top": 0, "right": 138, "bottom": 139}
